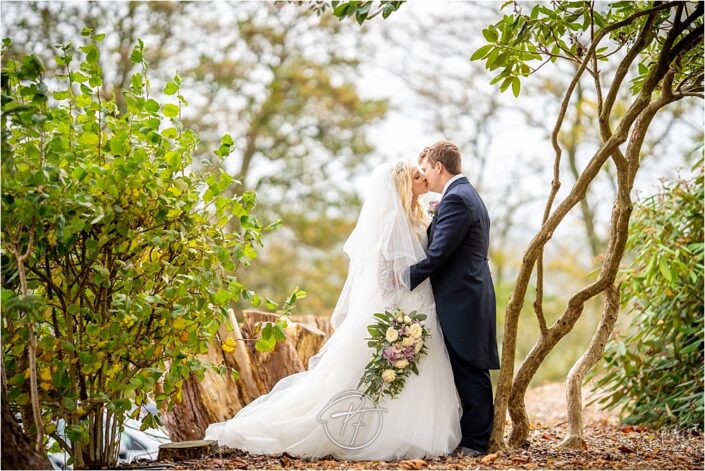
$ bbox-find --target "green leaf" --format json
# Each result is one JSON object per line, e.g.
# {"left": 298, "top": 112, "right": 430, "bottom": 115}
{"left": 499, "top": 76, "right": 513, "bottom": 92}
{"left": 145, "top": 99, "right": 160, "bottom": 113}
{"left": 165, "top": 151, "right": 181, "bottom": 171}
{"left": 511, "top": 76, "right": 521, "bottom": 97}
{"left": 162, "top": 103, "right": 179, "bottom": 118}
{"left": 658, "top": 258, "right": 672, "bottom": 282}
{"left": 163, "top": 82, "right": 179, "bottom": 96}
{"left": 129, "top": 46, "right": 143, "bottom": 63}
{"left": 255, "top": 334, "right": 276, "bottom": 353}
{"left": 482, "top": 28, "right": 499, "bottom": 43}
{"left": 213, "top": 289, "right": 231, "bottom": 305}
{"left": 471, "top": 44, "right": 493, "bottom": 61}
{"left": 70, "top": 71, "right": 88, "bottom": 83}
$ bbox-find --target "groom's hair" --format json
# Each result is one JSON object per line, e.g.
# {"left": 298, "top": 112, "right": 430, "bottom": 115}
{"left": 420, "top": 140, "right": 462, "bottom": 175}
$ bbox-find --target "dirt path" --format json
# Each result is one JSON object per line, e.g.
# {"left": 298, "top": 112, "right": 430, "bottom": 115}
{"left": 126, "top": 383, "right": 703, "bottom": 469}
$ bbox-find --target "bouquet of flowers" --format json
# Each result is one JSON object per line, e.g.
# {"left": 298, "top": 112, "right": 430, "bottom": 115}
{"left": 358, "top": 308, "right": 431, "bottom": 402}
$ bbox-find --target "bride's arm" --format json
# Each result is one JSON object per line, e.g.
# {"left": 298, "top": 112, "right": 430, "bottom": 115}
{"left": 377, "top": 252, "right": 402, "bottom": 310}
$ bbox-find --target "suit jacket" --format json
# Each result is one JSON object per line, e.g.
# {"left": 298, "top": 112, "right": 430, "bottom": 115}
{"left": 410, "top": 177, "right": 500, "bottom": 370}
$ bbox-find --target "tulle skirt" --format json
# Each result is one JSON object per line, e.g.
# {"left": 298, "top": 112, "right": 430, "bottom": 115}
{"left": 203, "top": 276, "right": 462, "bottom": 461}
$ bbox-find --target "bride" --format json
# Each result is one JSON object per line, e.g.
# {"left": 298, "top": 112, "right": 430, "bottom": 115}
{"left": 204, "top": 160, "right": 462, "bottom": 460}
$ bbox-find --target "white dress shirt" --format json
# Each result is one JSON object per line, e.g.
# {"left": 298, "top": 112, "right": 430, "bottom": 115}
{"left": 441, "top": 174, "right": 465, "bottom": 197}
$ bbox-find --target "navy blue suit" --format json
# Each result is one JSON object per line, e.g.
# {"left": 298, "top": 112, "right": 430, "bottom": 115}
{"left": 409, "top": 176, "right": 499, "bottom": 452}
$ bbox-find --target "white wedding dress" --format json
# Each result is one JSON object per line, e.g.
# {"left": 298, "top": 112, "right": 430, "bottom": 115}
{"left": 204, "top": 161, "right": 462, "bottom": 460}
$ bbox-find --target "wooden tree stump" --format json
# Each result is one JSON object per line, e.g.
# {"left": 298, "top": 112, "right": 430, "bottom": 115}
{"left": 157, "top": 440, "right": 217, "bottom": 461}
{"left": 160, "top": 309, "right": 264, "bottom": 441}
{"left": 159, "top": 310, "right": 334, "bottom": 443}
{"left": 242, "top": 310, "right": 305, "bottom": 393}
{"left": 289, "top": 314, "right": 333, "bottom": 336}
{"left": 286, "top": 315, "right": 330, "bottom": 368}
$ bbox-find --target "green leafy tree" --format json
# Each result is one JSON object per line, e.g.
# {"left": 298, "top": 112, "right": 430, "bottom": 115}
{"left": 1, "top": 31, "right": 293, "bottom": 468}
{"left": 3, "top": 3, "right": 388, "bottom": 324}
{"left": 591, "top": 162, "right": 704, "bottom": 431}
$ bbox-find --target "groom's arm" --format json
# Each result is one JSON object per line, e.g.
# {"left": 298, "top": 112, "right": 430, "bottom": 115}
{"left": 409, "top": 194, "right": 471, "bottom": 291}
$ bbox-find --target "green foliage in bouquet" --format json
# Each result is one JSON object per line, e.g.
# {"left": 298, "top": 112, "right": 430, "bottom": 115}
{"left": 1, "top": 30, "right": 293, "bottom": 468}
{"left": 590, "top": 160, "right": 704, "bottom": 431}
{"left": 358, "top": 308, "right": 430, "bottom": 403}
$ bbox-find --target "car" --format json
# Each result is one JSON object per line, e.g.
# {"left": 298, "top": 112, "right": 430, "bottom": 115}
{"left": 39, "top": 405, "right": 171, "bottom": 470}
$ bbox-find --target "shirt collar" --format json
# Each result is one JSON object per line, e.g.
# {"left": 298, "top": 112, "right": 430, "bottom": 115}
{"left": 442, "top": 174, "right": 464, "bottom": 196}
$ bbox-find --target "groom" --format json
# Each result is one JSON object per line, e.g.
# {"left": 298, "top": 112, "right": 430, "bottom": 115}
{"left": 407, "top": 140, "right": 500, "bottom": 456}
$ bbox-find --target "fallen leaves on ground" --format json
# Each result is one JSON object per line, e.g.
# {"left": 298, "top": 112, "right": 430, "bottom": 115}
{"left": 121, "top": 383, "right": 703, "bottom": 470}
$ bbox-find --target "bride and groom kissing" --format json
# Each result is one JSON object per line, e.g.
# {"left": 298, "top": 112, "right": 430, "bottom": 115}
{"left": 204, "top": 140, "right": 500, "bottom": 460}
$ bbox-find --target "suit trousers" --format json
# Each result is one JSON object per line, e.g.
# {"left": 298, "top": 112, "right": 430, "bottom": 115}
{"left": 444, "top": 337, "right": 494, "bottom": 452}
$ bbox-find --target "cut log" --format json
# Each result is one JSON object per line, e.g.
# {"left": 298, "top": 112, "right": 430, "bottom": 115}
{"left": 159, "top": 310, "right": 333, "bottom": 443}
{"left": 290, "top": 314, "right": 334, "bottom": 338}
{"left": 160, "top": 309, "right": 264, "bottom": 441}
{"left": 286, "top": 315, "right": 329, "bottom": 368}
{"left": 241, "top": 310, "right": 305, "bottom": 393}
{"left": 157, "top": 440, "right": 217, "bottom": 461}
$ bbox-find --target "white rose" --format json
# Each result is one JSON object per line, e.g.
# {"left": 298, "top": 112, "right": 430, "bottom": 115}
{"left": 385, "top": 327, "right": 399, "bottom": 342}
{"left": 382, "top": 369, "right": 396, "bottom": 382}
{"left": 409, "top": 323, "right": 423, "bottom": 339}
{"left": 414, "top": 339, "right": 424, "bottom": 353}
{"left": 394, "top": 359, "right": 409, "bottom": 369}
{"left": 402, "top": 337, "right": 416, "bottom": 347}
{"left": 395, "top": 312, "right": 404, "bottom": 322}
{"left": 403, "top": 315, "right": 412, "bottom": 323}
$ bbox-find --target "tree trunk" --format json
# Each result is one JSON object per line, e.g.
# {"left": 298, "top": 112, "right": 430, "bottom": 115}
{"left": 1, "top": 376, "right": 53, "bottom": 470}
{"left": 559, "top": 282, "right": 620, "bottom": 450}
{"left": 506, "top": 64, "right": 675, "bottom": 448}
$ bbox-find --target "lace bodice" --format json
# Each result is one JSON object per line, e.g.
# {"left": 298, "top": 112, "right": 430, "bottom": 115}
{"left": 377, "top": 222, "right": 428, "bottom": 309}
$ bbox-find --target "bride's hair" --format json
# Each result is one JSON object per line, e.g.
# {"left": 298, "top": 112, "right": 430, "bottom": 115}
{"left": 392, "top": 160, "right": 429, "bottom": 228}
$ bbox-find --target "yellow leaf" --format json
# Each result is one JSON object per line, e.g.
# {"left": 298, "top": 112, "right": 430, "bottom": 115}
{"left": 40, "top": 381, "right": 52, "bottom": 392}
{"left": 107, "top": 363, "right": 121, "bottom": 378}
{"left": 40, "top": 368, "right": 52, "bottom": 382}
{"left": 173, "top": 318, "right": 186, "bottom": 330}
{"left": 222, "top": 337, "right": 236, "bottom": 353}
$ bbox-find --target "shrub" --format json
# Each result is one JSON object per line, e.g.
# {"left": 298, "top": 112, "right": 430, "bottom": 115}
{"left": 591, "top": 160, "right": 704, "bottom": 431}
{"left": 1, "top": 31, "right": 290, "bottom": 468}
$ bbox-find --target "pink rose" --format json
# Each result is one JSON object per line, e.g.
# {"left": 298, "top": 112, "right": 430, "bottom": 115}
{"left": 428, "top": 200, "right": 440, "bottom": 214}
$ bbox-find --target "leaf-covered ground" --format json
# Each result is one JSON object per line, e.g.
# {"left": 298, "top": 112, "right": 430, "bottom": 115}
{"left": 126, "top": 383, "right": 703, "bottom": 470}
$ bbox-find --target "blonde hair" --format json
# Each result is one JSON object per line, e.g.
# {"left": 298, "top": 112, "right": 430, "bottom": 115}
{"left": 392, "top": 160, "right": 429, "bottom": 228}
